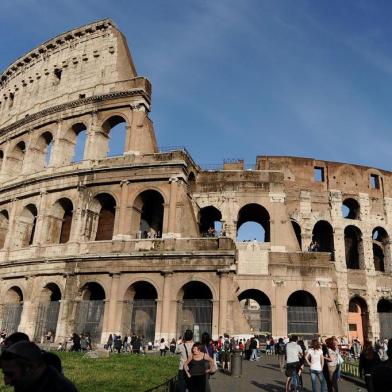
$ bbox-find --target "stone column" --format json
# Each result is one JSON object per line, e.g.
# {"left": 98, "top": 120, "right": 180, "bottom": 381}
{"left": 218, "top": 270, "right": 229, "bottom": 335}
{"left": 160, "top": 271, "right": 173, "bottom": 342}
{"left": 18, "top": 276, "right": 38, "bottom": 338}
{"left": 102, "top": 273, "right": 122, "bottom": 343}
{"left": 55, "top": 273, "right": 78, "bottom": 342}
{"left": 4, "top": 198, "right": 19, "bottom": 251}
{"left": 273, "top": 280, "right": 287, "bottom": 337}
{"left": 114, "top": 181, "right": 130, "bottom": 240}
{"left": 70, "top": 187, "right": 87, "bottom": 242}
{"left": 163, "top": 177, "right": 179, "bottom": 238}
{"left": 35, "top": 191, "right": 49, "bottom": 245}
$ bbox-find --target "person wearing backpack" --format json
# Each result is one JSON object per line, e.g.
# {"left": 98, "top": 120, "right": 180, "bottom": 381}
{"left": 221, "top": 334, "right": 232, "bottom": 373}
{"left": 176, "top": 329, "right": 194, "bottom": 392}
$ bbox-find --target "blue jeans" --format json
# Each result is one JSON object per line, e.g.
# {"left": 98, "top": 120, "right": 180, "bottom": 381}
{"left": 310, "top": 369, "right": 326, "bottom": 392}
{"left": 250, "top": 348, "right": 257, "bottom": 360}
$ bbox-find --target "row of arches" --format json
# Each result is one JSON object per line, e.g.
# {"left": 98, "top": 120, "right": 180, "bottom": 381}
{"left": 0, "top": 190, "right": 165, "bottom": 249}
{"left": 0, "top": 116, "right": 128, "bottom": 177}
{"left": 0, "top": 280, "right": 214, "bottom": 343}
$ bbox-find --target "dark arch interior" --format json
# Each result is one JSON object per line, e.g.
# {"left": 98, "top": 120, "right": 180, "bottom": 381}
{"left": 102, "top": 115, "right": 126, "bottom": 133}
{"left": 131, "top": 281, "right": 158, "bottom": 300}
{"left": 42, "top": 283, "right": 61, "bottom": 301}
{"left": 182, "top": 281, "right": 212, "bottom": 300}
{"left": 378, "top": 299, "right": 392, "bottom": 313}
{"left": 199, "top": 206, "right": 222, "bottom": 235}
{"left": 342, "top": 198, "right": 360, "bottom": 219}
{"left": 291, "top": 221, "right": 302, "bottom": 249}
{"left": 95, "top": 193, "right": 116, "bottom": 241}
{"left": 238, "top": 289, "right": 271, "bottom": 306}
{"left": 237, "top": 203, "right": 270, "bottom": 242}
{"left": 81, "top": 282, "right": 105, "bottom": 300}
{"left": 287, "top": 291, "right": 317, "bottom": 307}
{"left": 345, "top": 225, "right": 362, "bottom": 269}
{"left": 137, "top": 190, "right": 164, "bottom": 237}
{"left": 312, "top": 220, "right": 334, "bottom": 252}
{"left": 349, "top": 297, "right": 368, "bottom": 313}
{"left": 15, "top": 141, "right": 26, "bottom": 153}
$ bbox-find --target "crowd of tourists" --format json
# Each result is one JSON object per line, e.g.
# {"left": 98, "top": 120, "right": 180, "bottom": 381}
{"left": 0, "top": 331, "right": 77, "bottom": 391}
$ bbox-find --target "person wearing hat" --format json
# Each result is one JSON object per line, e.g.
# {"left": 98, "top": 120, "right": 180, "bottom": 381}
{"left": 0, "top": 341, "right": 77, "bottom": 391}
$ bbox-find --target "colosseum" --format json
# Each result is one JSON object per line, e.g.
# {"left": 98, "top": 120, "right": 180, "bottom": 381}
{"left": 0, "top": 18, "right": 391, "bottom": 346}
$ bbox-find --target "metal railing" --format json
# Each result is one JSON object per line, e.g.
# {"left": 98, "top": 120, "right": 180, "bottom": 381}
{"left": 341, "top": 359, "right": 360, "bottom": 378}
{"left": 144, "top": 375, "right": 178, "bottom": 392}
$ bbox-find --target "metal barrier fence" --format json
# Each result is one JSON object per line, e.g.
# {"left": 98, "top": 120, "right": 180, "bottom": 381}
{"left": 144, "top": 375, "right": 178, "bottom": 392}
{"left": 340, "top": 360, "right": 360, "bottom": 378}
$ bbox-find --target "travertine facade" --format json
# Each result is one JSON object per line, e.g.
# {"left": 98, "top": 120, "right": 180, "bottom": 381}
{"left": 0, "top": 19, "right": 391, "bottom": 345}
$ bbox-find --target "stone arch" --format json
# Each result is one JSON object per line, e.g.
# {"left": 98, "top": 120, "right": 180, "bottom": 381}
{"left": 14, "top": 204, "right": 38, "bottom": 248}
{"left": 34, "top": 283, "right": 61, "bottom": 342}
{"left": 86, "top": 193, "right": 116, "bottom": 241}
{"left": 377, "top": 298, "right": 392, "bottom": 339}
{"left": 345, "top": 225, "right": 364, "bottom": 269}
{"left": 0, "top": 210, "right": 9, "bottom": 249}
{"left": 372, "top": 227, "right": 389, "bottom": 273}
{"left": 131, "top": 190, "right": 164, "bottom": 238}
{"left": 291, "top": 220, "right": 302, "bottom": 250}
{"left": 0, "top": 286, "right": 23, "bottom": 335}
{"left": 30, "top": 131, "right": 54, "bottom": 170}
{"left": 101, "top": 115, "right": 127, "bottom": 157}
{"left": 348, "top": 296, "right": 368, "bottom": 344}
{"left": 6, "top": 140, "right": 26, "bottom": 176}
{"left": 188, "top": 172, "right": 196, "bottom": 193}
{"left": 74, "top": 282, "right": 106, "bottom": 343}
{"left": 0, "top": 149, "right": 4, "bottom": 172}
{"left": 236, "top": 203, "right": 270, "bottom": 242}
{"left": 68, "top": 122, "right": 88, "bottom": 163}
{"left": 335, "top": 165, "right": 361, "bottom": 189}
{"left": 199, "top": 206, "right": 222, "bottom": 237}
{"left": 312, "top": 220, "right": 334, "bottom": 253}
{"left": 46, "top": 198, "right": 73, "bottom": 244}
{"left": 238, "top": 289, "right": 271, "bottom": 334}
{"left": 287, "top": 290, "right": 318, "bottom": 337}
{"left": 342, "top": 198, "right": 360, "bottom": 219}
{"left": 122, "top": 281, "right": 158, "bottom": 342}
{"left": 177, "top": 281, "right": 213, "bottom": 341}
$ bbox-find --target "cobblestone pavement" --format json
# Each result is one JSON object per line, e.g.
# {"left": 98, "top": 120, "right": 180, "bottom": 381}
{"left": 209, "top": 355, "right": 366, "bottom": 392}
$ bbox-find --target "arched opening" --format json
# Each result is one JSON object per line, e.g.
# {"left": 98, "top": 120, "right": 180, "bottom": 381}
{"left": 95, "top": 193, "right": 116, "bottom": 241}
{"left": 15, "top": 204, "right": 38, "bottom": 248}
{"left": 122, "top": 281, "right": 157, "bottom": 342}
{"left": 35, "top": 131, "right": 54, "bottom": 169}
{"left": 236, "top": 203, "right": 270, "bottom": 242}
{"left": 342, "top": 198, "right": 360, "bottom": 219}
{"left": 102, "top": 116, "right": 127, "bottom": 157}
{"left": 177, "top": 282, "right": 213, "bottom": 342}
{"left": 1, "top": 287, "right": 23, "bottom": 335}
{"left": 287, "top": 291, "right": 318, "bottom": 337}
{"left": 372, "top": 227, "right": 389, "bottom": 272}
{"left": 378, "top": 299, "right": 392, "bottom": 339}
{"left": 291, "top": 220, "right": 302, "bottom": 250}
{"left": 348, "top": 297, "right": 368, "bottom": 344}
{"left": 47, "top": 198, "right": 73, "bottom": 244}
{"left": 132, "top": 190, "right": 164, "bottom": 238}
{"left": 71, "top": 123, "right": 87, "bottom": 162}
{"left": 7, "top": 141, "right": 25, "bottom": 176}
{"left": 312, "top": 220, "right": 334, "bottom": 253}
{"left": 74, "top": 282, "right": 105, "bottom": 343}
{"left": 0, "top": 150, "right": 4, "bottom": 172}
{"left": 238, "top": 289, "right": 271, "bottom": 334}
{"left": 34, "top": 283, "right": 61, "bottom": 342}
{"left": 199, "top": 206, "right": 222, "bottom": 237}
{"left": 345, "top": 226, "right": 363, "bottom": 269}
{"left": 0, "top": 210, "right": 9, "bottom": 249}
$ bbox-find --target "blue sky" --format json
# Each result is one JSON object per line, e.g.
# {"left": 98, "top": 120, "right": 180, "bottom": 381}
{"left": 2, "top": 0, "right": 392, "bottom": 170}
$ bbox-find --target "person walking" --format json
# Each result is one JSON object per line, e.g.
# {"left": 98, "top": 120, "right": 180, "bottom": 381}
{"left": 107, "top": 334, "right": 113, "bottom": 352}
{"left": 276, "top": 337, "right": 286, "bottom": 372}
{"left": 305, "top": 339, "right": 327, "bottom": 392}
{"left": 359, "top": 340, "right": 379, "bottom": 392}
{"left": 250, "top": 337, "right": 258, "bottom": 361}
{"left": 176, "top": 329, "right": 194, "bottom": 392}
{"left": 159, "top": 338, "right": 168, "bottom": 356}
{"left": 184, "top": 342, "right": 215, "bottom": 392}
{"left": 285, "top": 335, "right": 303, "bottom": 392}
{"left": 220, "top": 334, "right": 232, "bottom": 372}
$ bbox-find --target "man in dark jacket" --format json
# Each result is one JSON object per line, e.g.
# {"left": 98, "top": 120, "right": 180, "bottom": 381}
{"left": 0, "top": 341, "right": 77, "bottom": 391}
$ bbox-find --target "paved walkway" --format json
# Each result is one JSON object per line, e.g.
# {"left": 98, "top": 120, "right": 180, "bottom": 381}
{"left": 209, "top": 355, "right": 366, "bottom": 392}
